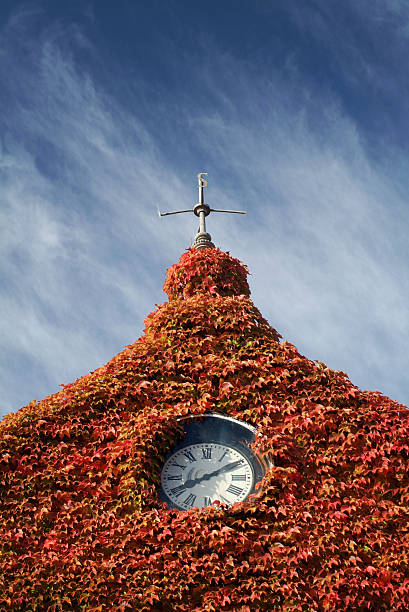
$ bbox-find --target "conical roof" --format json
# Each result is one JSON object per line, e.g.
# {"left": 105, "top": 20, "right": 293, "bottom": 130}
{"left": 1, "top": 248, "right": 408, "bottom": 610}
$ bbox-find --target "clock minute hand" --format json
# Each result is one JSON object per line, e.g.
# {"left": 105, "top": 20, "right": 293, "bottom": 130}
{"left": 210, "top": 459, "right": 244, "bottom": 477}
{"left": 184, "top": 460, "right": 244, "bottom": 488}
{"left": 191, "top": 460, "right": 244, "bottom": 484}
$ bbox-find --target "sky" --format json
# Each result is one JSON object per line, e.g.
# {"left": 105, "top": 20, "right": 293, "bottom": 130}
{"left": 1, "top": 0, "right": 409, "bottom": 418}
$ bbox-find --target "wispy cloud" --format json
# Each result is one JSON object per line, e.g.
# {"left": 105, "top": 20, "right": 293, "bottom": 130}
{"left": 1, "top": 3, "right": 408, "bottom": 416}
{"left": 0, "top": 9, "right": 194, "bottom": 414}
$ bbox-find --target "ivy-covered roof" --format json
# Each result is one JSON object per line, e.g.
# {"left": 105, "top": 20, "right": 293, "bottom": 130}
{"left": 1, "top": 248, "right": 408, "bottom": 610}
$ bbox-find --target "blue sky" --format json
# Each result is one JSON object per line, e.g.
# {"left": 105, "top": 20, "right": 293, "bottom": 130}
{"left": 1, "top": 0, "right": 409, "bottom": 418}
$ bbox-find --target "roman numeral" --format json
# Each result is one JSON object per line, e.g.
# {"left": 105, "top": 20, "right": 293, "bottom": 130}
{"left": 202, "top": 447, "right": 212, "bottom": 459}
{"left": 183, "top": 494, "right": 196, "bottom": 507}
{"left": 182, "top": 450, "right": 196, "bottom": 463}
{"left": 203, "top": 496, "right": 212, "bottom": 506}
{"left": 218, "top": 450, "right": 228, "bottom": 462}
{"left": 171, "top": 462, "right": 185, "bottom": 470}
{"left": 226, "top": 484, "right": 243, "bottom": 496}
{"left": 170, "top": 485, "right": 186, "bottom": 498}
{"left": 231, "top": 474, "right": 247, "bottom": 481}
{"left": 167, "top": 475, "right": 182, "bottom": 481}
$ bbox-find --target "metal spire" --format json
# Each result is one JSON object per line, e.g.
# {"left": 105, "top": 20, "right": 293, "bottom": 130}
{"left": 158, "top": 173, "right": 246, "bottom": 250}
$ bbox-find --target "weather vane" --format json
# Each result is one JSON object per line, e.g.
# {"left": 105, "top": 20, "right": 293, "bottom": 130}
{"left": 158, "top": 172, "right": 246, "bottom": 249}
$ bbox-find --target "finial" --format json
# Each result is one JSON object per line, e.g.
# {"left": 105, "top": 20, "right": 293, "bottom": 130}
{"left": 192, "top": 172, "right": 214, "bottom": 249}
{"left": 158, "top": 173, "right": 246, "bottom": 250}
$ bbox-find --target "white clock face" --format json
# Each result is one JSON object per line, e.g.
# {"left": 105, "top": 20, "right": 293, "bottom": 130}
{"left": 161, "top": 442, "right": 254, "bottom": 510}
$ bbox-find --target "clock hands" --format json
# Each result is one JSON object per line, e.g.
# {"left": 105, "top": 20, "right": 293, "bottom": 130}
{"left": 212, "top": 459, "right": 244, "bottom": 477}
{"left": 184, "top": 459, "right": 244, "bottom": 489}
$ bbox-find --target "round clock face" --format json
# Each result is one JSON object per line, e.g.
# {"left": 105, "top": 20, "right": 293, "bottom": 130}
{"left": 161, "top": 442, "right": 254, "bottom": 510}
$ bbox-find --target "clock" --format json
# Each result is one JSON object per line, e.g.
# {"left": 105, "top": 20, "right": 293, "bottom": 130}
{"left": 160, "top": 414, "right": 266, "bottom": 510}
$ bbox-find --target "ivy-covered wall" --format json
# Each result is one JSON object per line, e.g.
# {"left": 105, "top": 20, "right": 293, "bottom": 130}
{"left": 1, "top": 249, "right": 408, "bottom": 610}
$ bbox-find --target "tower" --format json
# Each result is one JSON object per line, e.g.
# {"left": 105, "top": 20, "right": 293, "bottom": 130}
{"left": 0, "top": 175, "right": 408, "bottom": 610}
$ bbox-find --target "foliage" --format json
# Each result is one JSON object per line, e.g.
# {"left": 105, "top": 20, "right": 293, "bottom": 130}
{"left": 0, "top": 248, "right": 408, "bottom": 610}
{"left": 163, "top": 248, "right": 250, "bottom": 299}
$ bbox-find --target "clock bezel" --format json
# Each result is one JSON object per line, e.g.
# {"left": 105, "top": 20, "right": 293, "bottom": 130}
{"left": 159, "top": 413, "right": 267, "bottom": 510}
